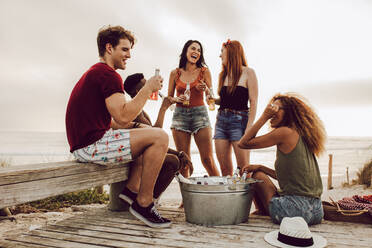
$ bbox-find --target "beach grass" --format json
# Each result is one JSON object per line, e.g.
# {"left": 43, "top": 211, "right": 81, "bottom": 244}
{"left": 356, "top": 158, "right": 372, "bottom": 187}
{"left": 342, "top": 158, "right": 372, "bottom": 188}
{"left": 10, "top": 188, "right": 109, "bottom": 214}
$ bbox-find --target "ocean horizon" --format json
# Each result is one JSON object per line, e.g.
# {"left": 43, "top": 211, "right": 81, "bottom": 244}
{"left": 1, "top": 131, "right": 371, "bottom": 178}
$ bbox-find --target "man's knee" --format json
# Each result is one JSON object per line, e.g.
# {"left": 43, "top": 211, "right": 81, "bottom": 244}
{"left": 154, "top": 128, "right": 169, "bottom": 146}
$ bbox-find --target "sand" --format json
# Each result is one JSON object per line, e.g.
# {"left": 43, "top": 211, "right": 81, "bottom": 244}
{"left": 1, "top": 176, "right": 371, "bottom": 241}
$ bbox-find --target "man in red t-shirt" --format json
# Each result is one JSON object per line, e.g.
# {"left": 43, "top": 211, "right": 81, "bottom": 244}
{"left": 65, "top": 26, "right": 170, "bottom": 228}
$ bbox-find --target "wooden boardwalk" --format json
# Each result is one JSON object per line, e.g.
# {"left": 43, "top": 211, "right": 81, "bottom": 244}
{"left": 1, "top": 207, "right": 371, "bottom": 247}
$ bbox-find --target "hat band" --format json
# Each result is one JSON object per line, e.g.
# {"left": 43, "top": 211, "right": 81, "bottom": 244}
{"left": 278, "top": 232, "right": 314, "bottom": 247}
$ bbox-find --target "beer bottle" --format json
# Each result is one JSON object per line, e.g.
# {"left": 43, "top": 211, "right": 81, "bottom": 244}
{"left": 183, "top": 82, "right": 190, "bottom": 106}
{"left": 207, "top": 87, "right": 215, "bottom": 111}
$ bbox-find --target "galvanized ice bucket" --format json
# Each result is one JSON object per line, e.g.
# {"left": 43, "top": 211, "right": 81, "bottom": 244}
{"left": 179, "top": 176, "right": 258, "bottom": 226}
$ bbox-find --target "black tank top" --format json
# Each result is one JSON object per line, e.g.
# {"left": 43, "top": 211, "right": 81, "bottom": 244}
{"left": 219, "top": 86, "right": 249, "bottom": 111}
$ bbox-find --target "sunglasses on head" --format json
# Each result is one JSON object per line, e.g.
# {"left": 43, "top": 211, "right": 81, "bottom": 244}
{"left": 222, "top": 39, "right": 231, "bottom": 47}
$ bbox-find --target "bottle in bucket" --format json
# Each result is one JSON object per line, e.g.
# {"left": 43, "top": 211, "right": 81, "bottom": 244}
{"left": 183, "top": 82, "right": 190, "bottom": 106}
{"left": 241, "top": 171, "right": 248, "bottom": 182}
{"left": 207, "top": 87, "right": 215, "bottom": 111}
{"left": 232, "top": 168, "right": 240, "bottom": 184}
{"left": 175, "top": 172, "right": 193, "bottom": 184}
{"left": 150, "top": 69, "right": 160, "bottom": 100}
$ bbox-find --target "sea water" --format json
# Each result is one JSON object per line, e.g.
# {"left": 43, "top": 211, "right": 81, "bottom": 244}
{"left": 0, "top": 131, "right": 371, "bottom": 180}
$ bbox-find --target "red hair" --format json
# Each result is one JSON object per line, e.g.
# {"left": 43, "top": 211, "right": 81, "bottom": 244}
{"left": 218, "top": 40, "right": 247, "bottom": 95}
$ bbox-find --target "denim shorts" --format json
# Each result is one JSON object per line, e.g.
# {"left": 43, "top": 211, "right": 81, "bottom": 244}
{"left": 213, "top": 109, "right": 249, "bottom": 141}
{"left": 73, "top": 129, "right": 132, "bottom": 165}
{"left": 171, "top": 105, "right": 211, "bottom": 134}
{"left": 269, "top": 194, "right": 324, "bottom": 225}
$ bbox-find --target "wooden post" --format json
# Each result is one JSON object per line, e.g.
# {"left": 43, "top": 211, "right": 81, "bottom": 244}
{"left": 108, "top": 181, "right": 130, "bottom": 211}
{"left": 328, "top": 154, "right": 333, "bottom": 190}
{"left": 346, "top": 167, "right": 349, "bottom": 185}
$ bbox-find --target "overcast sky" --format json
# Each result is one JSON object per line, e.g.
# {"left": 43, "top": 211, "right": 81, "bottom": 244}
{"left": 0, "top": 0, "right": 371, "bottom": 136}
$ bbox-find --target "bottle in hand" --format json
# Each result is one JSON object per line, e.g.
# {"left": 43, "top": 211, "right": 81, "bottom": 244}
{"left": 207, "top": 87, "right": 215, "bottom": 111}
{"left": 183, "top": 82, "right": 191, "bottom": 106}
{"left": 150, "top": 69, "right": 160, "bottom": 100}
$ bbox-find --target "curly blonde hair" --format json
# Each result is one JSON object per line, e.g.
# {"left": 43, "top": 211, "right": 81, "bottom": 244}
{"left": 271, "top": 93, "right": 326, "bottom": 156}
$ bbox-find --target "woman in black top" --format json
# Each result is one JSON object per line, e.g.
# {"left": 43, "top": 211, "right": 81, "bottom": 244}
{"left": 212, "top": 40, "right": 258, "bottom": 176}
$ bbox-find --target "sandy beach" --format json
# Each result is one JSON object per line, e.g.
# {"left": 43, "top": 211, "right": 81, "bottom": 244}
{"left": 1, "top": 174, "right": 371, "bottom": 242}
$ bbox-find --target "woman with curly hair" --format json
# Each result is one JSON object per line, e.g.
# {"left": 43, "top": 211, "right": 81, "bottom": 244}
{"left": 238, "top": 93, "right": 326, "bottom": 225}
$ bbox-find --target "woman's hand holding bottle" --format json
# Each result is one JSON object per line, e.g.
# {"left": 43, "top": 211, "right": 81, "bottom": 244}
{"left": 206, "top": 87, "right": 215, "bottom": 111}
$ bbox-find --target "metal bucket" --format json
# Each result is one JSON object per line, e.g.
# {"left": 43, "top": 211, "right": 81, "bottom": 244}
{"left": 179, "top": 176, "right": 258, "bottom": 226}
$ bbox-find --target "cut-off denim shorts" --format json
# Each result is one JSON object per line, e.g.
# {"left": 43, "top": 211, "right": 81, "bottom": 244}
{"left": 213, "top": 109, "right": 249, "bottom": 141}
{"left": 269, "top": 194, "right": 324, "bottom": 225}
{"left": 73, "top": 128, "right": 132, "bottom": 165}
{"left": 171, "top": 105, "right": 211, "bottom": 134}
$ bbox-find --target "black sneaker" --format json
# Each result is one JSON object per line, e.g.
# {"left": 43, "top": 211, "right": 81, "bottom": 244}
{"left": 119, "top": 187, "right": 137, "bottom": 205}
{"left": 129, "top": 201, "right": 171, "bottom": 228}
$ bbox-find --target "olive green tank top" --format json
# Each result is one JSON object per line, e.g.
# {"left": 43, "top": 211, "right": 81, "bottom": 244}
{"left": 274, "top": 137, "right": 323, "bottom": 198}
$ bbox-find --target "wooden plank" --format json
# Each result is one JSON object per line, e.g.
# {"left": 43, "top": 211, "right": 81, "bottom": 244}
{"left": 64, "top": 212, "right": 274, "bottom": 246}
{"left": 72, "top": 214, "right": 268, "bottom": 238}
{"left": 0, "top": 165, "right": 129, "bottom": 208}
{"left": 43, "top": 224, "right": 228, "bottom": 248}
{"left": 0, "top": 161, "right": 130, "bottom": 185}
{"left": 48, "top": 220, "right": 258, "bottom": 247}
{"left": 0, "top": 240, "right": 55, "bottom": 248}
{"left": 5, "top": 233, "right": 104, "bottom": 248}
{"left": 28, "top": 229, "right": 183, "bottom": 248}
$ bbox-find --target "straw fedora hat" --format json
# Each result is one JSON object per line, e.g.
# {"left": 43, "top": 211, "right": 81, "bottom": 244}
{"left": 264, "top": 217, "right": 327, "bottom": 248}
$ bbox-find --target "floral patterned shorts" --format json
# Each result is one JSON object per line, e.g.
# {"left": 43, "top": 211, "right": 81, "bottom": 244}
{"left": 73, "top": 129, "right": 132, "bottom": 165}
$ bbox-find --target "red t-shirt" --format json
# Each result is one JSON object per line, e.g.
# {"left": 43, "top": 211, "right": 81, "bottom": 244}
{"left": 66, "top": 63, "right": 124, "bottom": 152}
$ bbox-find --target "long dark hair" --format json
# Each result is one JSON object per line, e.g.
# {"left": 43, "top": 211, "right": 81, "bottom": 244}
{"left": 179, "top": 40, "right": 207, "bottom": 69}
